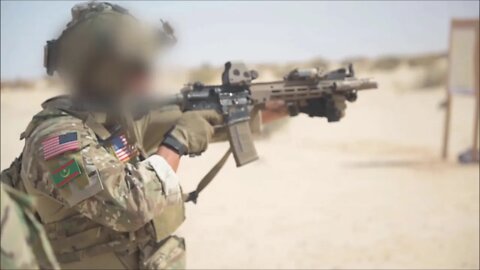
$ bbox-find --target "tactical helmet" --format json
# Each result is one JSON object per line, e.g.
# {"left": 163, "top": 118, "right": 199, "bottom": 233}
{"left": 44, "top": 2, "right": 175, "bottom": 97}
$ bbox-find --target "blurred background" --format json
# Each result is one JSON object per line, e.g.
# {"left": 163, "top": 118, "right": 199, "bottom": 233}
{"left": 1, "top": 1, "right": 479, "bottom": 269}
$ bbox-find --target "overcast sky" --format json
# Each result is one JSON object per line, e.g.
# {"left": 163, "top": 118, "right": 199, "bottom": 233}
{"left": 1, "top": 1, "right": 479, "bottom": 80}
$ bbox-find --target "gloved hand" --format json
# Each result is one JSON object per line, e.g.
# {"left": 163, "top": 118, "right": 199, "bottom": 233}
{"left": 162, "top": 110, "right": 223, "bottom": 155}
{"left": 299, "top": 94, "right": 347, "bottom": 122}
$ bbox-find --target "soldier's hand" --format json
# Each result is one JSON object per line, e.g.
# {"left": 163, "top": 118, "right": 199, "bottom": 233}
{"left": 161, "top": 110, "right": 223, "bottom": 156}
{"left": 299, "top": 94, "right": 347, "bottom": 122}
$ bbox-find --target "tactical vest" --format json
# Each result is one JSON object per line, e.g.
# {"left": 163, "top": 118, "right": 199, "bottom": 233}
{"left": 1, "top": 97, "right": 185, "bottom": 266}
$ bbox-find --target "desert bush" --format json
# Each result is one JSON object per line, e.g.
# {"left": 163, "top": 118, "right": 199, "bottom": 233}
{"left": 0, "top": 79, "right": 35, "bottom": 90}
{"left": 259, "top": 63, "right": 295, "bottom": 79}
{"left": 187, "top": 63, "right": 221, "bottom": 84}
{"left": 417, "top": 60, "right": 447, "bottom": 89}
{"left": 43, "top": 75, "right": 62, "bottom": 88}
{"left": 406, "top": 52, "right": 446, "bottom": 68}
{"left": 307, "top": 57, "right": 329, "bottom": 69}
{"left": 255, "top": 117, "right": 291, "bottom": 140}
{"left": 370, "top": 56, "right": 403, "bottom": 71}
{"left": 273, "top": 65, "right": 297, "bottom": 78}
{"left": 340, "top": 57, "right": 370, "bottom": 72}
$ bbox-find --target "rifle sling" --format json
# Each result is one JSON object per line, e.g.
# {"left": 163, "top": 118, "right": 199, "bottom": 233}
{"left": 184, "top": 148, "right": 232, "bottom": 204}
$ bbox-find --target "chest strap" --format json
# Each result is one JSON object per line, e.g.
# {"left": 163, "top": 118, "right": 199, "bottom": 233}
{"left": 84, "top": 115, "right": 112, "bottom": 141}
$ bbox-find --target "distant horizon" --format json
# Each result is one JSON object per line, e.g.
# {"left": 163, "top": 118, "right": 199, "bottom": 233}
{"left": 0, "top": 51, "right": 450, "bottom": 84}
{"left": 1, "top": 1, "right": 478, "bottom": 80}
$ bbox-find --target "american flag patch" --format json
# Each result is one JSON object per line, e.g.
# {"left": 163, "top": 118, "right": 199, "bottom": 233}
{"left": 111, "top": 134, "right": 135, "bottom": 162}
{"left": 42, "top": 132, "right": 80, "bottom": 160}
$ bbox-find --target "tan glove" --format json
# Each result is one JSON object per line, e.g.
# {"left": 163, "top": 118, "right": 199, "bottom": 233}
{"left": 162, "top": 110, "right": 223, "bottom": 155}
{"left": 299, "top": 94, "right": 347, "bottom": 122}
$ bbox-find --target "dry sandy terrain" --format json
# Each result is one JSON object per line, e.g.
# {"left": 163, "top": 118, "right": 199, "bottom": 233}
{"left": 1, "top": 68, "right": 479, "bottom": 269}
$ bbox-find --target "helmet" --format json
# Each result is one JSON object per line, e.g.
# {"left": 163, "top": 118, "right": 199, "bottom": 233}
{"left": 44, "top": 2, "right": 174, "bottom": 98}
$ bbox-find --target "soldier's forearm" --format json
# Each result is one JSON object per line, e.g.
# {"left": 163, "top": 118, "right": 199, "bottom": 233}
{"left": 157, "top": 145, "right": 181, "bottom": 172}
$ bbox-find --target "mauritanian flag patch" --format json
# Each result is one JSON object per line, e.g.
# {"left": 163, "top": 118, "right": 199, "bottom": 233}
{"left": 51, "top": 159, "right": 82, "bottom": 188}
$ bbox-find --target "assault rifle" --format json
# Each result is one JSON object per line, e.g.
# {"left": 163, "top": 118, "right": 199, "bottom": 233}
{"left": 161, "top": 62, "right": 377, "bottom": 167}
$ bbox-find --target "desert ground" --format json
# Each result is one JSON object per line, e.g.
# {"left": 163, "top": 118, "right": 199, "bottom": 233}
{"left": 1, "top": 57, "right": 479, "bottom": 269}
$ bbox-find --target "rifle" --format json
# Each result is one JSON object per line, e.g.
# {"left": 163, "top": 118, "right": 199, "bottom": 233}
{"left": 160, "top": 61, "right": 378, "bottom": 167}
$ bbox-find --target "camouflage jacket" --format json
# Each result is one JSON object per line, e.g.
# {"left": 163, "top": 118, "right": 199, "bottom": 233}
{"left": 1, "top": 183, "right": 60, "bottom": 270}
{"left": 18, "top": 96, "right": 186, "bottom": 268}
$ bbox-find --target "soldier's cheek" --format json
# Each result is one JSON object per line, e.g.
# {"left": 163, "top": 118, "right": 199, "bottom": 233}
{"left": 128, "top": 73, "right": 154, "bottom": 95}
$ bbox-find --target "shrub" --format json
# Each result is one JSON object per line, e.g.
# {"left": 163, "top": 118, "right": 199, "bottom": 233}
{"left": 370, "top": 56, "right": 403, "bottom": 71}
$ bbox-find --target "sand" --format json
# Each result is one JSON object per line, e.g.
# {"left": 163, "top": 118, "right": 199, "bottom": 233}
{"left": 1, "top": 70, "right": 478, "bottom": 269}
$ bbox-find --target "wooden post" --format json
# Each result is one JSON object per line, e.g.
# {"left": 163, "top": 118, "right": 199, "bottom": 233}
{"left": 472, "top": 22, "right": 479, "bottom": 162}
{"left": 442, "top": 93, "right": 452, "bottom": 159}
{"left": 473, "top": 87, "right": 479, "bottom": 162}
{"left": 442, "top": 19, "right": 480, "bottom": 161}
{"left": 442, "top": 21, "right": 454, "bottom": 160}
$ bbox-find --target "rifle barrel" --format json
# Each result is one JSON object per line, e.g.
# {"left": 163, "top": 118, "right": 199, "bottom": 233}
{"left": 249, "top": 78, "right": 377, "bottom": 104}
{"left": 333, "top": 79, "right": 378, "bottom": 92}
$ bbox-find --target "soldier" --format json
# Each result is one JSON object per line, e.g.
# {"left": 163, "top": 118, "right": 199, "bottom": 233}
{"left": 1, "top": 183, "right": 60, "bottom": 270}
{"left": 15, "top": 2, "right": 221, "bottom": 269}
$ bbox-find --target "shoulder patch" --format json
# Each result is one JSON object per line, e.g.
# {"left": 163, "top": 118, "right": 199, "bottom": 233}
{"left": 46, "top": 152, "right": 104, "bottom": 207}
{"left": 42, "top": 132, "right": 80, "bottom": 160}
{"left": 110, "top": 133, "right": 138, "bottom": 162}
{"left": 51, "top": 158, "right": 82, "bottom": 188}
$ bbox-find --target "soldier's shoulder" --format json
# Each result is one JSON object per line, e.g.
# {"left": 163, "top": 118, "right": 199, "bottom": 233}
{"left": 23, "top": 95, "right": 89, "bottom": 140}
{"left": 20, "top": 102, "right": 103, "bottom": 206}
{"left": 21, "top": 111, "right": 103, "bottom": 206}
{"left": 22, "top": 107, "right": 91, "bottom": 164}
{"left": 27, "top": 110, "right": 83, "bottom": 138}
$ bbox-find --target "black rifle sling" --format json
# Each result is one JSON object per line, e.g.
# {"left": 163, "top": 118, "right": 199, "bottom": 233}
{"left": 184, "top": 148, "right": 232, "bottom": 204}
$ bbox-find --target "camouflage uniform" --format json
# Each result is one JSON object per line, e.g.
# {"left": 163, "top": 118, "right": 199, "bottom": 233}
{"left": 14, "top": 2, "right": 200, "bottom": 269}
{"left": 1, "top": 183, "right": 60, "bottom": 270}
{"left": 18, "top": 97, "right": 187, "bottom": 269}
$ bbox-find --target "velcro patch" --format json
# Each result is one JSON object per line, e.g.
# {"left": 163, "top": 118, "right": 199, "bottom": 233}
{"left": 42, "top": 132, "right": 80, "bottom": 160}
{"left": 51, "top": 159, "right": 82, "bottom": 188}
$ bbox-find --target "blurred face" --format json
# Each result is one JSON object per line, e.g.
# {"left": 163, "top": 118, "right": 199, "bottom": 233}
{"left": 114, "top": 17, "right": 160, "bottom": 97}
{"left": 58, "top": 12, "right": 164, "bottom": 101}
{"left": 127, "top": 68, "right": 154, "bottom": 96}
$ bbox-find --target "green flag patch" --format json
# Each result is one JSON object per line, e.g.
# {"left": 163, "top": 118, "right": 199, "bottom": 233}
{"left": 51, "top": 159, "right": 82, "bottom": 188}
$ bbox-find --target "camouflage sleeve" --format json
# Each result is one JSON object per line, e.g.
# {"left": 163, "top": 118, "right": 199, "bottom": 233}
{"left": 22, "top": 116, "right": 180, "bottom": 232}
{"left": 1, "top": 184, "right": 60, "bottom": 270}
{"left": 1, "top": 184, "right": 41, "bottom": 270}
